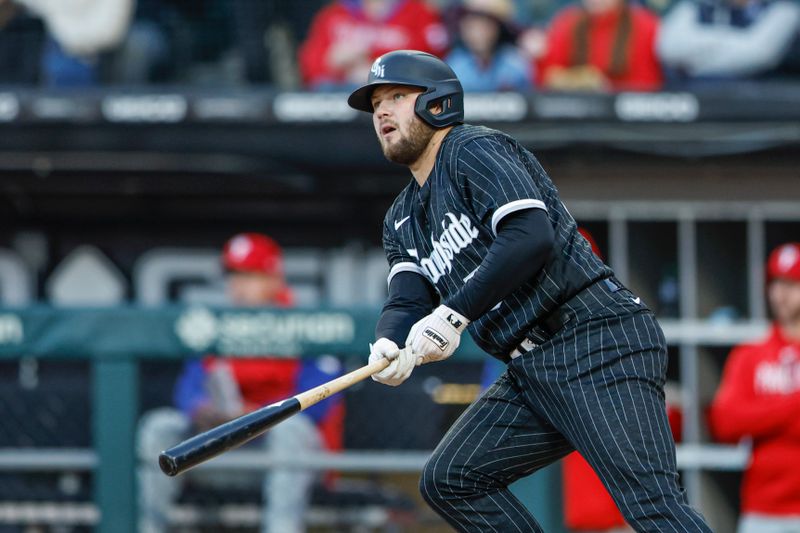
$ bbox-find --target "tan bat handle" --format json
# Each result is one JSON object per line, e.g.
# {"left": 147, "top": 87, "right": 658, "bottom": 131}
{"left": 295, "top": 357, "right": 391, "bottom": 410}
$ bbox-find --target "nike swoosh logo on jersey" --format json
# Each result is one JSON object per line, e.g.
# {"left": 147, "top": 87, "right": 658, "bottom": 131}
{"left": 394, "top": 216, "right": 411, "bottom": 230}
{"left": 632, "top": 297, "right": 641, "bottom": 305}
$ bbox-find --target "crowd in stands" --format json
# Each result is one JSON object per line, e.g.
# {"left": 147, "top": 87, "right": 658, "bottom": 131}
{"left": 1, "top": 0, "right": 799, "bottom": 91}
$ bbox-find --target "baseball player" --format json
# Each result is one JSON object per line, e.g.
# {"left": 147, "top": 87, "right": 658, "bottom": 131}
{"left": 348, "top": 50, "right": 711, "bottom": 532}
{"left": 137, "top": 233, "right": 343, "bottom": 533}
{"left": 709, "top": 243, "right": 800, "bottom": 533}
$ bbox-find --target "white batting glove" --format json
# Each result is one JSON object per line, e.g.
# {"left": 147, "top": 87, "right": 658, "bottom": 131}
{"left": 369, "top": 338, "right": 416, "bottom": 387}
{"left": 405, "top": 305, "right": 470, "bottom": 365}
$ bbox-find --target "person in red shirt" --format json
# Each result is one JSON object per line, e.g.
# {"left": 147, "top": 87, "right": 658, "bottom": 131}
{"left": 537, "top": 0, "right": 662, "bottom": 92}
{"left": 709, "top": 242, "right": 800, "bottom": 533}
{"left": 298, "top": 0, "right": 448, "bottom": 89}
{"left": 138, "top": 233, "right": 344, "bottom": 533}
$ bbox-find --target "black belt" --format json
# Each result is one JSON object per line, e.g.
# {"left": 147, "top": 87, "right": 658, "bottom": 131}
{"left": 508, "top": 275, "right": 621, "bottom": 359}
{"left": 509, "top": 309, "right": 569, "bottom": 359}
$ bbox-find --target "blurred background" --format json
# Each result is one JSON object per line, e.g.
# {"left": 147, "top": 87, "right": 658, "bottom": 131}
{"left": 0, "top": 0, "right": 798, "bottom": 531}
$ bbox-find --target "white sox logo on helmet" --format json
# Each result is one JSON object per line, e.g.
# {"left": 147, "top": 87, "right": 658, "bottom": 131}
{"left": 371, "top": 59, "right": 385, "bottom": 78}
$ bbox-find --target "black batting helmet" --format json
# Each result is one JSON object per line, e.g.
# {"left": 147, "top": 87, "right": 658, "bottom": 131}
{"left": 347, "top": 50, "right": 464, "bottom": 129}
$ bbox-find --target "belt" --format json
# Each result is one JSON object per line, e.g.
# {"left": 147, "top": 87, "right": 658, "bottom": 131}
{"left": 506, "top": 276, "right": 626, "bottom": 360}
{"left": 508, "top": 308, "right": 569, "bottom": 359}
{"left": 510, "top": 338, "right": 538, "bottom": 359}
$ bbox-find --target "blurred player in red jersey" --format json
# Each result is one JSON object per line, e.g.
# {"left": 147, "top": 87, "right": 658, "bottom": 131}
{"left": 137, "top": 233, "right": 343, "bottom": 533}
{"left": 710, "top": 242, "right": 800, "bottom": 533}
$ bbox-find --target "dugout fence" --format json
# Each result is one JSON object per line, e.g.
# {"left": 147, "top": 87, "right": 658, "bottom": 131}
{"left": 0, "top": 302, "right": 757, "bottom": 533}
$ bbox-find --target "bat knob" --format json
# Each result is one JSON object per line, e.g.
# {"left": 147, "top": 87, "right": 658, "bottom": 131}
{"left": 158, "top": 452, "right": 179, "bottom": 477}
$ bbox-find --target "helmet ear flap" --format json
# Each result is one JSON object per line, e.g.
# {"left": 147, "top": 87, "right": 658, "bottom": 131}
{"left": 414, "top": 85, "right": 464, "bottom": 128}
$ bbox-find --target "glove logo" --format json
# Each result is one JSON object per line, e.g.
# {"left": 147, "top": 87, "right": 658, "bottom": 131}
{"left": 446, "top": 313, "right": 463, "bottom": 329}
{"left": 422, "top": 327, "right": 449, "bottom": 350}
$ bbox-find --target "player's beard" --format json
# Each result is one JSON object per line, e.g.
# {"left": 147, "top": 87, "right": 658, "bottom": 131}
{"left": 380, "top": 116, "right": 436, "bottom": 166}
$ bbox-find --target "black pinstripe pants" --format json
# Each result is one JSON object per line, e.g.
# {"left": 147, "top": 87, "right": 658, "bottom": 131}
{"left": 420, "top": 309, "right": 712, "bottom": 532}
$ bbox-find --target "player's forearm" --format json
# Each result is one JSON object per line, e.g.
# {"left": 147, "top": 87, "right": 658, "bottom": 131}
{"left": 446, "top": 208, "right": 554, "bottom": 321}
{"left": 376, "top": 271, "right": 438, "bottom": 346}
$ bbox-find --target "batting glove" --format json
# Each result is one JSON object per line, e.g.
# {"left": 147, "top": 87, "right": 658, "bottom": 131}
{"left": 406, "top": 305, "right": 470, "bottom": 365}
{"left": 369, "top": 337, "right": 416, "bottom": 387}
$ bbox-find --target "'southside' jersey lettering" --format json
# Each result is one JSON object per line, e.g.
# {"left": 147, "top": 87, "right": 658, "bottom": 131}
{"left": 415, "top": 212, "right": 479, "bottom": 284}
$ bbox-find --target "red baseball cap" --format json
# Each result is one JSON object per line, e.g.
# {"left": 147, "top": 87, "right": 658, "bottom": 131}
{"left": 222, "top": 233, "right": 284, "bottom": 275}
{"left": 767, "top": 242, "right": 800, "bottom": 282}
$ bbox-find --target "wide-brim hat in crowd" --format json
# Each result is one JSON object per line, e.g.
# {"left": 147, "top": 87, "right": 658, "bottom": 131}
{"left": 447, "top": 0, "right": 521, "bottom": 43}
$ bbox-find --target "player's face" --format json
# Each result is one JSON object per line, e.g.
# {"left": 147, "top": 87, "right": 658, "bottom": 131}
{"left": 769, "top": 278, "right": 800, "bottom": 326}
{"left": 227, "top": 271, "right": 285, "bottom": 307}
{"left": 371, "top": 84, "right": 436, "bottom": 166}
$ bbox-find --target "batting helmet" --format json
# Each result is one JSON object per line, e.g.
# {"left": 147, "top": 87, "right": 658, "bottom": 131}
{"left": 222, "top": 233, "right": 284, "bottom": 275}
{"left": 767, "top": 242, "right": 800, "bottom": 282}
{"left": 347, "top": 50, "right": 464, "bottom": 128}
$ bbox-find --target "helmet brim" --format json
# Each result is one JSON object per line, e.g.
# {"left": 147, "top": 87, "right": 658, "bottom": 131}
{"left": 347, "top": 81, "right": 426, "bottom": 113}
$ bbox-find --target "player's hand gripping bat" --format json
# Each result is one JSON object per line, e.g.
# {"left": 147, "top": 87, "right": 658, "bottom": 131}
{"left": 158, "top": 356, "right": 392, "bottom": 476}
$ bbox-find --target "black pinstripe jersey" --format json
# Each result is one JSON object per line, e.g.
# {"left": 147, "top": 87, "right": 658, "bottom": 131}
{"left": 382, "top": 124, "right": 613, "bottom": 360}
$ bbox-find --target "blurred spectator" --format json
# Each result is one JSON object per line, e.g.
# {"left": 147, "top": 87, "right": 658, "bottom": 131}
{"left": 230, "top": 0, "right": 327, "bottom": 86}
{"left": 445, "top": 0, "right": 534, "bottom": 90}
{"left": 562, "top": 453, "right": 631, "bottom": 532}
{"left": 0, "top": 1, "right": 44, "bottom": 84}
{"left": 537, "top": 0, "right": 663, "bottom": 92}
{"left": 513, "top": 0, "right": 564, "bottom": 25}
{"left": 709, "top": 242, "right": 800, "bottom": 533}
{"left": 16, "top": 0, "right": 133, "bottom": 86}
{"left": 657, "top": 0, "right": 800, "bottom": 82}
{"left": 111, "top": 0, "right": 326, "bottom": 86}
{"left": 298, "top": 0, "right": 449, "bottom": 89}
{"left": 108, "top": 0, "right": 177, "bottom": 84}
{"left": 111, "top": 0, "right": 239, "bottom": 85}
{"left": 137, "top": 233, "right": 344, "bottom": 533}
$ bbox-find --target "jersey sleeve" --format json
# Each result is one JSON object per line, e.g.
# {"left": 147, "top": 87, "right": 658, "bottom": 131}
{"left": 382, "top": 213, "right": 427, "bottom": 286}
{"left": 456, "top": 135, "right": 548, "bottom": 235}
{"left": 709, "top": 344, "right": 800, "bottom": 442}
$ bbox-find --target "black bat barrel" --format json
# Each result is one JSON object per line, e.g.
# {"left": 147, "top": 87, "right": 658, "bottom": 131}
{"left": 158, "top": 397, "right": 301, "bottom": 476}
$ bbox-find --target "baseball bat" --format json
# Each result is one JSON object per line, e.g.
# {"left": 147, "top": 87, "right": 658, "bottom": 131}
{"left": 158, "top": 356, "right": 391, "bottom": 477}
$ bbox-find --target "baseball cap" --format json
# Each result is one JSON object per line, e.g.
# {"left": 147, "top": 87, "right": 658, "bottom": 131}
{"left": 767, "top": 242, "right": 800, "bottom": 282}
{"left": 222, "top": 233, "right": 283, "bottom": 275}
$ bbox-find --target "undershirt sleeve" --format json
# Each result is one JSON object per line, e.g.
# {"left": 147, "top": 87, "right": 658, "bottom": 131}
{"left": 445, "top": 208, "right": 554, "bottom": 321}
{"left": 375, "top": 271, "right": 439, "bottom": 346}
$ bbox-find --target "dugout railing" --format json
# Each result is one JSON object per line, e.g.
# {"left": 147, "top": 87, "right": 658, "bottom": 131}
{"left": 0, "top": 306, "right": 760, "bottom": 533}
